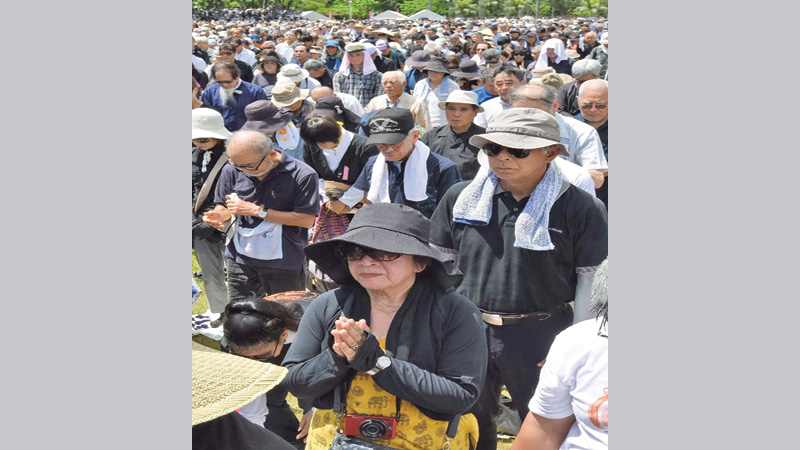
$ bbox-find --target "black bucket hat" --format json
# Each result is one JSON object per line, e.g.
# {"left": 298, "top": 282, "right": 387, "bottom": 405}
{"left": 303, "top": 203, "right": 462, "bottom": 289}
{"left": 452, "top": 59, "right": 480, "bottom": 80}
{"left": 422, "top": 57, "right": 451, "bottom": 74}
{"left": 240, "top": 100, "right": 294, "bottom": 135}
{"left": 307, "top": 96, "right": 362, "bottom": 133}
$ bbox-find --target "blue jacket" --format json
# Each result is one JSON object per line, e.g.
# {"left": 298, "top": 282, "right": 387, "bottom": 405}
{"left": 200, "top": 80, "right": 267, "bottom": 132}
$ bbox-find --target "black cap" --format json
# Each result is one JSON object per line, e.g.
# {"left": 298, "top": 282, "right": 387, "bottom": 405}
{"left": 365, "top": 109, "right": 415, "bottom": 145}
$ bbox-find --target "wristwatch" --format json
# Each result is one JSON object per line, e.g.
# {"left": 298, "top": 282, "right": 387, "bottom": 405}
{"left": 257, "top": 208, "right": 267, "bottom": 219}
{"left": 366, "top": 355, "right": 392, "bottom": 376}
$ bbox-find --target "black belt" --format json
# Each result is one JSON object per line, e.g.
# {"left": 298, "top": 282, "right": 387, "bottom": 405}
{"left": 480, "top": 304, "right": 569, "bottom": 326}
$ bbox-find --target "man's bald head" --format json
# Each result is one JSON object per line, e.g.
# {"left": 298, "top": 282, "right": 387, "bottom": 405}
{"left": 226, "top": 130, "right": 273, "bottom": 157}
{"left": 578, "top": 79, "right": 608, "bottom": 126}
{"left": 311, "top": 86, "right": 335, "bottom": 102}
{"left": 578, "top": 79, "right": 608, "bottom": 98}
{"left": 509, "top": 84, "right": 559, "bottom": 116}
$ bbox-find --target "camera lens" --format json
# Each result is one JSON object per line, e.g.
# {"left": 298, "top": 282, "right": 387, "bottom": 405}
{"left": 359, "top": 419, "right": 388, "bottom": 440}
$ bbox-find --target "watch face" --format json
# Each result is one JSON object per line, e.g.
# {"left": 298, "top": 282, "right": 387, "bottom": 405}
{"left": 378, "top": 356, "right": 391, "bottom": 368}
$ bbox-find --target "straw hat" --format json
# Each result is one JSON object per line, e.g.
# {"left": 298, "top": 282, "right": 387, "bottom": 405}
{"left": 191, "top": 341, "right": 287, "bottom": 426}
{"left": 192, "top": 108, "right": 233, "bottom": 140}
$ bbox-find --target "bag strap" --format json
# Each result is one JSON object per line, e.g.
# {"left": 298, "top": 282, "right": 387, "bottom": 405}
{"left": 194, "top": 152, "right": 229, "bottom": 214}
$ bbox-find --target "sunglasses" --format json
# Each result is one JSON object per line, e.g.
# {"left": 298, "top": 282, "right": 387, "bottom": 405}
{"left": 193, "top": 138, "right": 211, "bottom": 144}
{"left": 580, "top": 102, "right": 607, "bottom": 110}
{"left": 217, "top": 78, "right": 238, "bottom": 85}
{"left": 335, "top": 244, "right": 403, "bottom": 262}
{"left": 482, "top": 142, "right": 532, "bottom": 158}
{"left": 219, "top": 52, "right": 234, "bottom": 56}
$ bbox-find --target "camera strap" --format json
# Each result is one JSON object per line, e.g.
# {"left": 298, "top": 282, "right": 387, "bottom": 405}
{"left": 332, "top": 292, "right": 460, "bottom": 440}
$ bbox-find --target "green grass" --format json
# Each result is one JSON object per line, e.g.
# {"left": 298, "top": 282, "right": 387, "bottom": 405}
{"left": 191, "top": 252, "right": 515, "bottom": 448}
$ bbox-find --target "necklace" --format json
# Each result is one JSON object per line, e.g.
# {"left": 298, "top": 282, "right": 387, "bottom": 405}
{"left": 370, "top": 298, "right": 402, "bottom": 314}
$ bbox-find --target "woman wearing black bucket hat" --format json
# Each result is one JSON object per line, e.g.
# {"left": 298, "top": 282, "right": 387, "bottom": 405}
{"left": 282, "top": 203, "right": 487, "bottom": 450}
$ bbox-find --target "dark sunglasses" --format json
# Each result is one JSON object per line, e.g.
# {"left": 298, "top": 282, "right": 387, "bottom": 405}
{"left": 482, "top": 142, "right": 532, "bottom": 158}
{"left": 192, "top": 138, "right": 211, "bottom": 144}
{"left": 334, "top": 244, "right": 403, "bottom": 262}
{"left": 217, "top": 78, "right": 238, "bottom": 85}
{"left": 219, "top": 51, "right": 234, "bottom": 56}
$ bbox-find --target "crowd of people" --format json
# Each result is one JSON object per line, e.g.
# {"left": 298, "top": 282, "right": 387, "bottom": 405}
{"left": 191, "top": 11, "right": 609, "bottom": 450}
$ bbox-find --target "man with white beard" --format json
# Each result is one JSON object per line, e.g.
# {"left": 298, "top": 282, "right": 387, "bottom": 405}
{"left": 199, "top": 62, "right": 268, "bottom": 132}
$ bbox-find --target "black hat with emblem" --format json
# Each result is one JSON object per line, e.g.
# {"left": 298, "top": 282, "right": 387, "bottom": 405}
{"left": 365, "top": 108, "right": 416, "bottom": 145}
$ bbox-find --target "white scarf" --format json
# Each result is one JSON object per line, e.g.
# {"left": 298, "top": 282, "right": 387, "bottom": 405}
{"left": 367, "top": 140, "right": 430, "bottom": 204}
{"left": 534, "top": 39, "right": 569, "bottom": 69}
{"left": 337, "top": 51, "right": 378, "bottom": 76}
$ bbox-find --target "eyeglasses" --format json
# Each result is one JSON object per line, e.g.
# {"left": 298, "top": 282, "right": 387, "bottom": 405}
{"left": 219, "top": 51, "right": 234, "bottom": 56}
{"left": 482, "top": 142, "right": 532, "bottom": 158}
{"left": 229, "top": 343, "right": 280, "bottom": 362}
{"left": 217, "top": 78, "right": 238, "bottom": 85}
{"left": 335, "top": 244, "right": 403, "bottom": 261}
{"left": 229, "top": 153, "right": 268, "bottom": 170}
{"left": 580, "top": 102, "right": 607, "bottom": 110}
{"left": 484, "top": 59, "right": 499, "bottom": 65}
{"left": 192, "top": 138, "right": 211, "bottom": 144}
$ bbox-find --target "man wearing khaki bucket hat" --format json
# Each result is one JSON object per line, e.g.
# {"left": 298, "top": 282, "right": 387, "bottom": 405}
{"left": 270, "top": 82, "right": 315, "bottom": 129}
{"left": 429, "top": 107, "right": 607, "bottom": 450}
{"left": 192, "top": 341, "right": 295, "bottom": 449}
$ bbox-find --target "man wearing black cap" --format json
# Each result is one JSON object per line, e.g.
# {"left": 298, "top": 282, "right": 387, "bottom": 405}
{"left": 329, "top": 109, "right": 461, "bottom": 218}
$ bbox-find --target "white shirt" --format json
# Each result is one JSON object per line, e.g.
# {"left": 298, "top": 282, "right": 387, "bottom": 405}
{"left": 275, "top": 41, "right": 296, "bottom": 64}
{"left": 529, "top": 318, "right": 608, "bottom": 450}
{"left": 192, "top": 54, "right": 207, "bottom": 72}
{"left": 412, "top": 78, "right": 460, "bottom": 128}
{"left": 555, "top": 114, "right": 608, "bottom": 171}
{"left": 335, "top": 92, "right": 366, "bottom": 117}
{"left": 473, "top": 96, "right": 512, "bottom": 128}
{"left": 235, "top": 47, "right": 257, "bottom": 68}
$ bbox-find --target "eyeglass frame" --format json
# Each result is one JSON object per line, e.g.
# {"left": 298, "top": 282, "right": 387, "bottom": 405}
{"left": 228, "top": 152, "right": 269, "bottom": 170}
{"left": 580, "top": 102, "right": 607, "bottom": 110}
{"left": 228, "top": 341, "right": 281, "bottom": 362}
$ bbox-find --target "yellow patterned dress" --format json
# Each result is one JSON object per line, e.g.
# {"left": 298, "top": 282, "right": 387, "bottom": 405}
{"left": 305, "top": 339, "right": 479, "bottom": 450}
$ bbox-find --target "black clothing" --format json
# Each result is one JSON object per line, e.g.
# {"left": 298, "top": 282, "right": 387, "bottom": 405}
{"left": 547, "top": 57, "right": 575, "bottom": 75}
{"left": 192, "top": 411, "right": 296, "bottom": 450}
{"left": 578, "top": 41, "right": 600, "bottom": 59}
{"left": 194, "top": 48, "right": 212, "bottom": 65}
{"left": 302, "top": 132, "right": 379, "bottom": 186}
{"left": 574, "top": 113, "right": 608, "bottom": 209}
{"left": 235, "top": 60, "right": 254, "bottom": 83}
{"left": 557, "top": 80, "right": 581, "bottom": 117}
{"left": 420, "top": 123, "right": 486, "bottom": 181}
{"left": 429, "top": 180, "right": 608, "bottom": 314}
{"left": 373, "top": 54, "right": 398, "bottom": 74}
{"left": 192, "top": 142, "right": 227, "bottom": 240}
{"left": 252, "top": 72, "right": 279, "bottom": 90}
{"left": 282, "top": 278, "right": 488, "bottom": 423}
{"left": 312, "top": 67, "right": 336, "bottom": 90}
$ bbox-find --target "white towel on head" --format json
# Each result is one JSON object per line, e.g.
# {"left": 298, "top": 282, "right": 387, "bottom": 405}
{"left": 366, "top": 140, "right": 430, "bottom": 204}
{"left": 534, "top": 39, "right": 569, "bottom": 69}
{"left": 453, "top": 163, "right": 562, "bottom": 251}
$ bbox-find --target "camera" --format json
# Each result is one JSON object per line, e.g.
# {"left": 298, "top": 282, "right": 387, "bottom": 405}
{"left": 343, "top": 414, "right": 397, "bottom": 441}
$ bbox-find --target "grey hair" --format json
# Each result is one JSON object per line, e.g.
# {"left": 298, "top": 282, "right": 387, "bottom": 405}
{"left": 480, "top": 66, "right": 497, "bottom": 82}
{"left": 483, "top": 48, "right": 501, "bottom": 61}
{"left": 382, "top": 71, "right": 407, "bottom": 83}
{"left": 226, "top": 130, "right": 275, "bottom": 156}
{"left": 303, "top": 59, "right": 324, "bottom": 71}
{"left": 571, "top": 59, "right": 601, "bottom": 79}
{"left": 590, "top": 258, "right": 608, "bottom": 326}
{"left": 509, "top": 84, "right": 558, "bottom": 108}
{"left": 195, "top": 36, "right": 209, "bottom": 44}
{"left": 578, "top": 79, "right": 608, "bottom": 98}
{"left": 491, "top": 64, "right": 525, "bottom": 82}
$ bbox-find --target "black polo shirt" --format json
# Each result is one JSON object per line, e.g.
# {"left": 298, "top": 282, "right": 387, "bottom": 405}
{"left": 420, "top": 123, "right": 486, "bottom": 181}
{"left": 213, "top": 153, "right": 319, "bottom": 270}
{"left": 429, "top": 179, "right": 607, "bottom": 314}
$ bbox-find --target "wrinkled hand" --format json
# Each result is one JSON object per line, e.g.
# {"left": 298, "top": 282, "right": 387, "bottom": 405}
{"left": 296, "top": 410, "right": 313, "bottom": 440}
{"left": 203, "top": 210, "right": 226, "bottom": 229}
{"left": 331, "top": 315, "right": 370, "bottom": 363}
{"left": 226, "top": 198, "right": 261, "bottom": 216}
{"left": 326, "top": 199, "right": 352, "bottom": 215}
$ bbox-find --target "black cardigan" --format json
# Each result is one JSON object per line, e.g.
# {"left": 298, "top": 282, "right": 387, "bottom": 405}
{"left": 282, "top": 278, "right": 488, "bottom": 422}
{"left": 302, "top": 132, "right": 379, "bottom": 186}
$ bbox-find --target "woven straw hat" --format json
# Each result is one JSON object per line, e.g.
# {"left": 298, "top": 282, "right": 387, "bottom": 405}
{"left": 192, "top": 108, "right": 233, "bottom": 140}
{"left": 191, "top": 341, "right": 287, "bottom": 426}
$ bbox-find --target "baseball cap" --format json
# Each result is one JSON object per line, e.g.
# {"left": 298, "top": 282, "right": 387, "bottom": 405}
{"left": 365, "top": 109, "right": 416, "bottom": 145}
